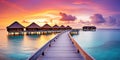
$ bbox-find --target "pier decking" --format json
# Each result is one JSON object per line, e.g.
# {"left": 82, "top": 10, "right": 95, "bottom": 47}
{"left": 28, "top": 31, "right": 93, "bottom": 60}
{"left": 37, "top": 31, "right": 84, "bottom": 60}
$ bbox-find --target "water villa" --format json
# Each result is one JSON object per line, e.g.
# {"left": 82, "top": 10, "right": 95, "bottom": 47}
{"left": 41, "top": 24, "right": 52, "bottom": 30}
{"left": 7, "top": 21, "right": 24, "bottom": 34}
{"left": 66, "top": 25, "right": 72, "bottom": 30}
{"left": 40, "top": 24, "right": 52, "bottom": 34}
{"left": 60, "top": 25, "right": 66, "bottom": 30}
{"left": 6, "top": 21, "right": 79, "bottom": 35}
{"left": 26, "top": 22, "right": 40, "bottom": 32}
{"left": 52, "top": 24, "right": 59, "bottom": 30}
{"left": 82, "top": 26, "right": 96, "bottom": 31}
{"left": 26, "top": 22, "right": 41, "bottom": 34}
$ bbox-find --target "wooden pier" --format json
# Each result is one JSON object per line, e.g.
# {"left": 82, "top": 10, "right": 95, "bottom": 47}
{"left": 28, "top": 31, "right": 94, "bottom": 60}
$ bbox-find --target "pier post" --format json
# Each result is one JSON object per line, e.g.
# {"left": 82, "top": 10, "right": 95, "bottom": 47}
{"left": 49, "top": 43, "right": 51, "bottom": 47}
{"left": 77, "top": 50, "right": 80, "bottom": 53}
{"left": 49, "top": 41, "right": 51, "bottom": 47}
{"left": 42, "top": 52, "right": 44, "bottom": 56}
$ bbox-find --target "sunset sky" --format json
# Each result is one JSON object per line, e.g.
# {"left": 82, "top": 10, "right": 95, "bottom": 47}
{"left": 0, "top": 0, "right": 120, "bottom": 29}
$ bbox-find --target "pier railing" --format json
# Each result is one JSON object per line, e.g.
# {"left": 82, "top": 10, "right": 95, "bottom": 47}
{"left": 68, "top": 33, "right": 94, "bottom": 60}
{"left": 27, "top": 31, "right": 65, "bottom": 60}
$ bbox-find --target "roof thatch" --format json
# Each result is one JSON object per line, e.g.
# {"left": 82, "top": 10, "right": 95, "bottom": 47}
{"left": 53, "top": 25, "right": 59, "bottom": 28}
{"left": 42, "top": 24, "right": 51, "bottom": 28}
{"left": 26, "top": 22, "right": 40, "bottom": 28}
{"left": 7, "top": 21, "right": 24, "bottom": 28}
{"left": 60, "top": 25, "right": 65, "bottom": 28}
{"left": 66, "top": 25, "right": 72, "bottom": 28}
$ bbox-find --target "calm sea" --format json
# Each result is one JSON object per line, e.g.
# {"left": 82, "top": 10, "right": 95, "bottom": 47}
{"left": 72, "top": 29, "right": 120, "bottom": 60}
{"left": 1, "top": 29, "right": 120, "bottom": 60}
{"left": 0, "top": 30, "right": 56, "bottom": 60}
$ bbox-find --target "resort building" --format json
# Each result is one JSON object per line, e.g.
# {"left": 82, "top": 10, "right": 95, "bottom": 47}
{"left": 52, "top": 24, "right": 59, "bottom": 30}
{"left": 7, "top": 21, "right": 24, "bottom": 32}
{"left": 60, "top": 25, "right": 66, "bottom": 30}
{"left": 82, "top": 26, "right": 96, "bottom": 31}
{"left": 41, "top": 24, "right": 52, "bottom": 30}
{"left": 66, "top": 25, "right": 72, "bottom": 30}
{"left": 26, "top": 22, "right": 40, "bottom": 32}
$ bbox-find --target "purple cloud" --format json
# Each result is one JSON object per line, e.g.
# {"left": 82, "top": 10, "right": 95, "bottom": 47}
{"left": 89, "top": 14, "right": 120, "bottom": 28}
{"left": 116, "top": 19, "right": 120, "bottom": 26}
{"left": 59, "top": 12, "right": 77, "bottom": 21}
{"left": 106, "top": 16, "right": 120, "bottom": 28}
{"left": 90, "top": 14, "right": 105, "bottom": 25}
{"left": 106, "top": 16, "right": 117, "bottom": 26}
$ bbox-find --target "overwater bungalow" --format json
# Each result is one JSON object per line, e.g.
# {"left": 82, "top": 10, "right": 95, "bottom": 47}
{"left": 52, "top": 24, "right": 59, "bottom": 30}
{"left": 7, "top": 21, "right": 24, "bottom": 32}
{"left": 60, "top": 25, "right": 66, "bottom": 30}
{"left": 83, "top": 26, "right": 96, "bottom": 31}
{"left": 26, "top": 22, "right": 40, "bottom": 32}
{"left": 66, "top": 25, "right": 72, "bottom": 30}
{"left": 41, "top": 24, "right": 52, "bottom": 30}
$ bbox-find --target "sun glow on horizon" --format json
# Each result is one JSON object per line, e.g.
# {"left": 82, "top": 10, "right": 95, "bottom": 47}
{"left": 22, "top": 11, "right": 61, "bottom": 26}
{"left": 77, "top": 15, "right": 91, "bottom": 22}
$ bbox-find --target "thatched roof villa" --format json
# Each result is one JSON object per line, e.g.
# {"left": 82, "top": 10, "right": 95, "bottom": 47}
{"left": 41, "top": 24, "right": 52, "bottom": 30}
{"left": 52, "top": 24, "right": 59, "bottom": 30}
{"left": 26, "top": 22, "right": 40, "bottom": 31}
{"left": 83, "top": 26, "right": 96, "bottom": 31}
{"left": 66, "top": 25, "right": 72, "bottom": 30}
{"left": 60, "top": 25, "right": 66, "bottom": 30}
{"left": 7, "top": 21, "right": 24, "bottom": 32}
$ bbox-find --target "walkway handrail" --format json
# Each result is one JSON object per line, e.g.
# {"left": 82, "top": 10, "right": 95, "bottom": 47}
{"left": 27, "top": 32, "right": 63, "bottom": 60}
{"left": 68, "top": 33, "right": 94, "bottom": 60}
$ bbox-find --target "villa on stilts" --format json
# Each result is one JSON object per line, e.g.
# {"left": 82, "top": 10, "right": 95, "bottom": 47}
{"left": 7, "top": 21, "right": 25, "bottom": 35}
{"left": 41, "top": 24, "right": 52, "bottom": 34}
{"left": 6, "top": 21, "right": 80, "bottom": 35}
{"left": 52, "top": 24, "right": 60, "bottom": 33}
{"left": 26, "top": 22, "right": 40, "bottom": 35}
{"left": 82, "top": 26, "right": 96, "bottom": 31}
{"left": 60, "top": 25, "right": 66, "bottom": 30}
{"left": 66, "top": 25, "right": 72, "bottom": 30}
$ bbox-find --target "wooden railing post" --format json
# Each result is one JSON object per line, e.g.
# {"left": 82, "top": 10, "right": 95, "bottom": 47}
{"left": 68, "top": 33, "right": 94, "bottom": 60}
{"left": 42, "top": 52, "right": 44, "bottom": 56}
{"left": 77, "top": 49, "right": 80, "bottom": 53}
{"left": 49, "top": 41, "right": 51, "bottom": 47}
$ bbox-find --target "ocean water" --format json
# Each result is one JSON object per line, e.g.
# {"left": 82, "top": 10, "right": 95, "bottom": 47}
{"left": 72, "top": 29, "right": 120, "bottom": 60}
{"left": 0, "top": 30, "right": 56, "bottom": 60}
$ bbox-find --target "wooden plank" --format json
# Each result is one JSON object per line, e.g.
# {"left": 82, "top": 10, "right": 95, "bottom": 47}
{"left": 37, "top": 31, "right": 85, "bottom": 60}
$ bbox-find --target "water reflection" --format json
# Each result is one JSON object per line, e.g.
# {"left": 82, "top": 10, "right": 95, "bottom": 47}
{"left": 70, "top": 31, "right": 79, "bottom": 37}
{"left": 26, "top": 34, "right": 41, "bottom": 40}
{"left": 7, "top": 35, "right": 26, "bottom": 60}
{"left": 7, "top": 35, "right": 24, "bottom": 40}
{"left": 0, "top": 30, "right": 57, "bottom": 60}
{"left": 7, "top": 35, "right": 24, "bottom": 49}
